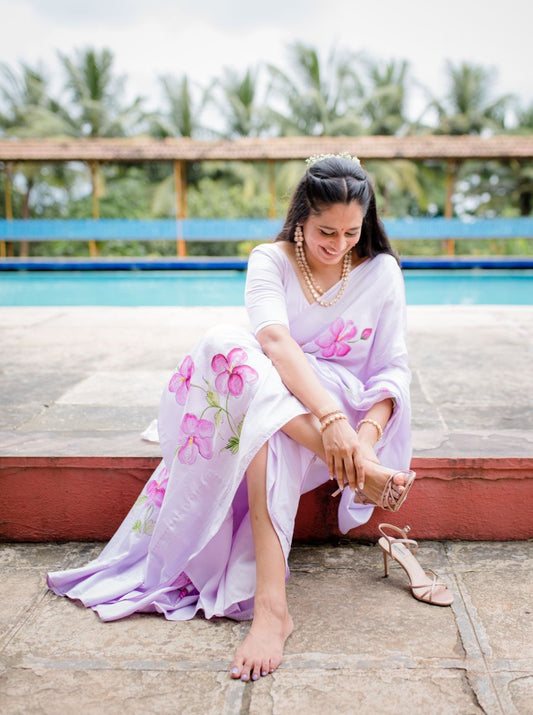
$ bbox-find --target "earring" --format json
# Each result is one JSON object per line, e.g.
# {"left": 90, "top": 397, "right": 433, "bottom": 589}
{"left": 294, "top": 225, "right": 304, "bottom": 243}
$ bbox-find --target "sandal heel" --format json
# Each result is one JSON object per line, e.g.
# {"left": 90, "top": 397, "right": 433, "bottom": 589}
{"left": 382, "top": 548, "right": 390, "bottom": 577}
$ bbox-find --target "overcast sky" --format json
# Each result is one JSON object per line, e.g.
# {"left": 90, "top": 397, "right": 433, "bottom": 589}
{"left": 1, "top": 0, "right": 532, "bottom": 119}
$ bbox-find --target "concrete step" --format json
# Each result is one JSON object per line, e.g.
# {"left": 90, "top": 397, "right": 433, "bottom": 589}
{"left": 1, "top": 453, "right": 532, "bottom": 541}
{"left": 1, "top": 305, "right": 532, "bottom": 542}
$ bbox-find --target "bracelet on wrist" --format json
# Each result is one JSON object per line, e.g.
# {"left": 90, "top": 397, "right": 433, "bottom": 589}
{"left": 318, "top": 408, "right": 343, "bottom": 423}
{"left": 320, "top": 412, "right": 347, "bottom": 433}
{"left": 355, "top": 418, "right": 383, "bottom": 441}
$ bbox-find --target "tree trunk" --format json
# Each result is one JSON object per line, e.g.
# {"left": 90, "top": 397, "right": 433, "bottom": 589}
{"left": 519, "top": 190, "right": 531, "bottom": 216}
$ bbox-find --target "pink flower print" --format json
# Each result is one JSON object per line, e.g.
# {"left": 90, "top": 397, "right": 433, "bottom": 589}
{"left": 361, "top": 328, "right": 373, "bottom": 340}
{"left": 145, "top": 474, "right": 169, "bottom": 508}
{"left": 211, "top": 348, "right": 258, "bottom": 396}
{"left": 168, "top": 355, "right": 195, "bottom": 405}
{"left": 316, "top": 318, "right": 357, "bottom": 358}
{"left": 177, "top": 413, "right": 215, "bottom": 465}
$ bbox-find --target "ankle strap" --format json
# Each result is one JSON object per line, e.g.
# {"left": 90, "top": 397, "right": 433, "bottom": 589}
{"left": 378, "top": 523, "right": 410, "bottom": 540}
{"left": 378, "top": 523, "right": 418, "bottom": 554}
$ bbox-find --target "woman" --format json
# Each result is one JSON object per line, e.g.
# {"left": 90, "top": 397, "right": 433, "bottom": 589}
{"left": 47, "top": 154, "right": 418, "bottom": 683}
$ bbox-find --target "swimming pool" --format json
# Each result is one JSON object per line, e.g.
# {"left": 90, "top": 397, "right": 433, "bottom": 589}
{"left": 1, "top": 269, "right": 532, "bottom": 306}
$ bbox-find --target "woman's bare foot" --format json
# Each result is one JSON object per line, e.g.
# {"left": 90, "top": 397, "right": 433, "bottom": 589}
{"left": 230, "top": 596, "right": 294, "bottom": 682}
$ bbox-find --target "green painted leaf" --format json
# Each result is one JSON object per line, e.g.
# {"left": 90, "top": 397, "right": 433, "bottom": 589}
{"left": 144, "top": 520, "right": 155, "bottom": 535}
{"left": 207, "top": 390, "right": 220, "bottom": 408}
{"left": 225, "top": 436, "right": 240, "bottom": 454}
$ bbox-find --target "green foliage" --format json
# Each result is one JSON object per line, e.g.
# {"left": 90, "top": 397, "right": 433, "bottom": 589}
{"left": 1, "top": 44, "right": 532, "bottom": 260}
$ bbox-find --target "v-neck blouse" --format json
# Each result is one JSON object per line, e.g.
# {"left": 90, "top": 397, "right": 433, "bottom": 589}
{"left": 245, "top": 242, "right": 373, "bottom": 335}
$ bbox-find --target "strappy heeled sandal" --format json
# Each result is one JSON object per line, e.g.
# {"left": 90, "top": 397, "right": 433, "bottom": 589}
{"left": 377, "top": 523, "right": 454, "bottom": 606}
{"left": 353, "top": 468, "right": 416, "bottom": 512}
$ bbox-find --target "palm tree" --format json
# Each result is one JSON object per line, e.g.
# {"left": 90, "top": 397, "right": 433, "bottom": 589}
{"left": 208, "top": 67, "right": 264, "bottom": 138}
{"left": 58, "top": 47, "right": 143, "bottom": 137}
{"left": 0, "top": 61, "right": 70, "bottom": 138}
{"left": 57, "top": 47, "right": 147, "bottom": 232}
{"left": 0, "top": 61, "right": 74, "bottom": 254}
{"left": 473, "top": 102, "right": 533, "bottom": 218}
{"left": 431, "top": 61, "right": 514, "bottom": 135}
{"left": 359, "top": 58, "right": 411, "bottom": 135}
{"left": 265, "top": 42, "right": 364, "bottom": 136}
{"left": 364, "top": 159, "right": 424, "bottom": 217}
{"left": 147, "top": 73, "right": 211, "bottom": 218}
{"left": 149, "top": 74, "right": 208, "bottom": 139}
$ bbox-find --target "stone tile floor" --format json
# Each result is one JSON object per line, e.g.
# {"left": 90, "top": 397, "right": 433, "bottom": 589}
{"left": 1, "top": 306, "right": 532, "bottom": 459}
{"left": 1, "top": 305, "right": 532, "bottom": 713}
{"left": 1, "top": 539, "right": 532, "bottom": 714}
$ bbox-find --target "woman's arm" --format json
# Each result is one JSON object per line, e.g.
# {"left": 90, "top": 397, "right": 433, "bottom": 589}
{"left": 257, "top": 324, "right": 339, "bottom": 419}
{"left": 355, "top": 399, "right": 394, "bottom": 464}
{"left": 257, "top": 324, "right": 393, "bottom": 492}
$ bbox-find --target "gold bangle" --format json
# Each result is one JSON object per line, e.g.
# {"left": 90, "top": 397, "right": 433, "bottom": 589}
{"left": 355, "top": 418, "right": 383, "bottom": 441}
{"left": 320, "top": 413, "right": 347, "bottom": 433}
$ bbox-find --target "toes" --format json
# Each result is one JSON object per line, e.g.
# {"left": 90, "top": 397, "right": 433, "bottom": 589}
{"left": 230, "top": 656, "right": 244, "bottom": 679}
{"left": 240, "top": 668, "right": 251, "bottom": 682}
{"left": 269, "top": 655, "right": 282, "bottom": 673}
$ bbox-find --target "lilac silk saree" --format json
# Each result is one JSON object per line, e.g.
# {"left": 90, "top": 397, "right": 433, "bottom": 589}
{"left": 47, "top": 244, "right": 411, "bottom": 622}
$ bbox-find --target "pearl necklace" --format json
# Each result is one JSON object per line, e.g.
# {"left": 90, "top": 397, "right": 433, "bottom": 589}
{"left": 294, "top": 225, "right": 352, "bottom": 307}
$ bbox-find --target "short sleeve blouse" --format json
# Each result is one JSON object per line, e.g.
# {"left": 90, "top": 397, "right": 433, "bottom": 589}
{"left": 245, "top": 243, "right": 304, "bottom": 335}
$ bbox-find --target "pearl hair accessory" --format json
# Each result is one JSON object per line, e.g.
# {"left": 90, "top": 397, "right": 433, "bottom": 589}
{"left": 294, "top": 224, "right": 351, "bottom": 307}
{"left": 305, "top": 152, "right": 361, "bottom": 167}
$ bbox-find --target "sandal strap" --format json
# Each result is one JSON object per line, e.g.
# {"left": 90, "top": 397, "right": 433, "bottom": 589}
{"left": 378, "top": 524, "right": 419, "bottom": 555}
{"left": 378, "top": 523, "right": 410, "bottom": 540}
{"left": 411, "top": 570, "right": 448, "bottom": 600}
{"left": 381, "top": 473, "right": 415, "bottom": 512}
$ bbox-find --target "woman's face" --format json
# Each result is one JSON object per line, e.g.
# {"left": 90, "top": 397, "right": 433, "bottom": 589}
{"left": 300, "top": 201, "right": 364, "bottom": 269}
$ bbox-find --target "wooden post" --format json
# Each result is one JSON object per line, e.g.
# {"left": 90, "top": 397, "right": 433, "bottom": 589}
{"left": 1, "top": 163, "right": 13, "bottom": 258}
{"left": 268, "top": 160, "right": 276, "bottom": 219}
{"left": 89, "top": 160, "right": 100, "bottom": 257}
{"left": 174, "top": 160, "right": 187, "bottom": 257}
{"left": 444, "top": 160, "right": 457, "bottom": 256}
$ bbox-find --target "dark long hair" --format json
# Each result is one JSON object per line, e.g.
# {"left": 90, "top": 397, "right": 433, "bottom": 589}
{"left": 276, "top": 156, "right": 398, "bottom": 263}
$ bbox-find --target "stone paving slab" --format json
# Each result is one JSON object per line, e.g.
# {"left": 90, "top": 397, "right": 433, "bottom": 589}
{"left": 1, "top": 540, "right": 532, "bottom": 714}
{"left": 0, "top": 305, "right": 532, "bottom": 459}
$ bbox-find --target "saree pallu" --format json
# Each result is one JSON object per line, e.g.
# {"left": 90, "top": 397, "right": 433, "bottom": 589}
{"left": 47, "top": 248, "right": 411, "bottom": 622}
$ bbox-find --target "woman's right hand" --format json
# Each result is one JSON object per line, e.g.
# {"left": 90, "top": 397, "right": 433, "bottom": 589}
{"left": 321, "top": 418, "right": 365, "bottom": 493}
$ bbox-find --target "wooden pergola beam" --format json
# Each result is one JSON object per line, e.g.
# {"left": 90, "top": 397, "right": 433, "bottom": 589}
{"left": 0, "top": 135, "right": 532, "bottom": 163}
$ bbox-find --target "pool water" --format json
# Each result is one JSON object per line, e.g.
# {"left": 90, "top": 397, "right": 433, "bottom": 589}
{"left": 1, "top": 269, "right": 532, "bottom": 306}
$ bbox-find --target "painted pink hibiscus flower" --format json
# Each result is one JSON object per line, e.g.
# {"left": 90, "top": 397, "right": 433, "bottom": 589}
{"left": 145, "top": 473, "right": 169, "bottom": 508}
{"left": 168, "top": 355, "right": 194, "bottom": 405}
{"left": 211, "top": 348, "right": 258, "bottom": 396}
{"left": 316, "top": 318, "right": 358, "bottom": 358}
{"left": 177, "top": 413, "right": 215, "bottom": 465}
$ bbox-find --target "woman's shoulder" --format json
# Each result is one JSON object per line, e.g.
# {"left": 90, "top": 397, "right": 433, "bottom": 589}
{"left": 249, "top": 241, "right": 291, "bottom": 268}
{"left": 371, "top": 251, "right": 400, "bottom": 268}
{"left": 250, "top": 241, "right": 287, "bottom": 258}
{"left": 369, "top": 252, "right": 402, "bottom": 278}
{"left": 365, "top": 253, "right": 404, "bottom": 298}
